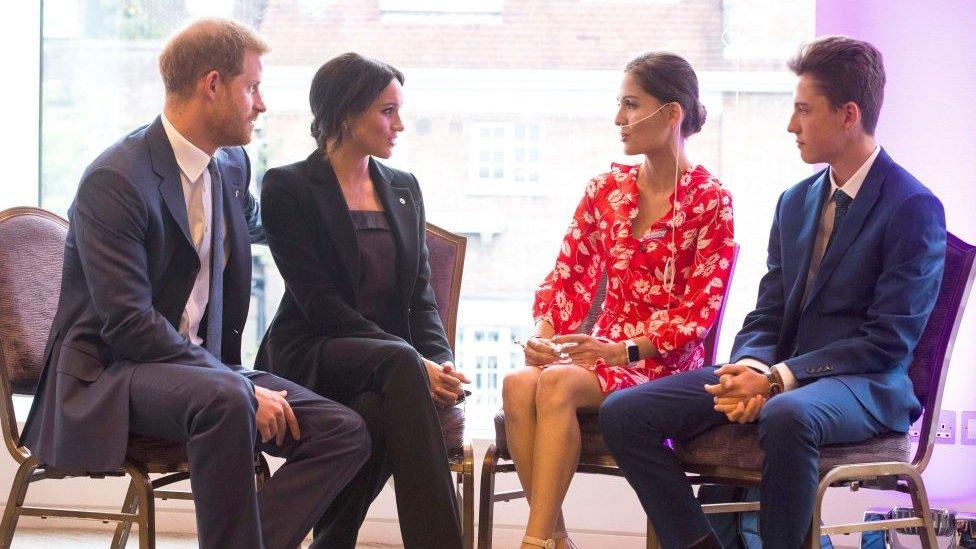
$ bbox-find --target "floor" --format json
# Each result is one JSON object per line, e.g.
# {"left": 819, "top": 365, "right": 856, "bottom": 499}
{"left": 9, "top": 527, "right": 400, "bottom": 548}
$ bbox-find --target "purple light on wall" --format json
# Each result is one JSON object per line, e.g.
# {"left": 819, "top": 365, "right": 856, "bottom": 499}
{"left": 817, "top": 0, "right": 976, "bottom": 503}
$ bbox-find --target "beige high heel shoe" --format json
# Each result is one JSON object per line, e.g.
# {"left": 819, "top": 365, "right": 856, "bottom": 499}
{"left": 522, "top": 535, "right": 556, "bottom": 548}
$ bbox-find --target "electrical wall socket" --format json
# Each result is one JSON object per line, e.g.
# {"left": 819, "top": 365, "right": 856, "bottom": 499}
{"left": 961, "top": 411, "right": 976, "bottom": 446}
{"left": 908, "top": 416, "right": 924, "bottom": 442}
{"left": 935, "top": 410, "right": 956, "bottom": 444}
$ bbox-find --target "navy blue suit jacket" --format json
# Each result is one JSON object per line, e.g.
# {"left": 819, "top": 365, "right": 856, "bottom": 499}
{"left": 730, "top": 149, "right": 946, "bottom": 432}
{"left": 21, "top": 117, "right": 264, "bottom": 472}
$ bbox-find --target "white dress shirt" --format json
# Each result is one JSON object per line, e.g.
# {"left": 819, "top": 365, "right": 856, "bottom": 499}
{"left": 739, "top": 146, "right": 882, "bottom": 390}
{"left": 161, "top": 114, "right": 214, "bottom": 346}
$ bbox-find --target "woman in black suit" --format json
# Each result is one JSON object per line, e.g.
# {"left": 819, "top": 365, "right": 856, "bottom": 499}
{"left": 256, "top": 53, "right": 468, "bottom": 549}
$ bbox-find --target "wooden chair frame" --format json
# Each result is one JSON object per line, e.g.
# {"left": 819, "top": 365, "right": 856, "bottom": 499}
{"left": 426, "top": 222, "right": 475, "bottom": 549}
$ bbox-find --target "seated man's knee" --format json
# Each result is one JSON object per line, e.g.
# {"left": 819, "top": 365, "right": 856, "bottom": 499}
{"left": 599, "top": 389, "right": 639, "bottom": 440}
{"left": 759, "top": 393, "right": 815, "bottom": 442}
{"left": 305, "top": 400, "right": 371, "bottom": 461}
{"left": 206, "top": 371, "right": 257, "bottom": 418}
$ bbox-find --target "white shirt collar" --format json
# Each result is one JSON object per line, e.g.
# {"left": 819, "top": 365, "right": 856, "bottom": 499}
{"left": 828, "top": 145, "right": 881, "bottom": 200}
{"left": 161, "top": 113, "right": 212, "bottom": 183}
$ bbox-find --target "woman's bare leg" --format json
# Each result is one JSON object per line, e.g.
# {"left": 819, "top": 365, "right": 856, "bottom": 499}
{"left": 504, "top": 366, "right": 572, "bottom": 538}
{"left": 520, "top": 364, "right": 606, "bottom": 549}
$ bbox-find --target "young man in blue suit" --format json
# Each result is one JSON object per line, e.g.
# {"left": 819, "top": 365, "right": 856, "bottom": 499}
{"left": 20, "top": 18, "right": 369, "bottom": 548}
{"left": 600, "top": 36, "right": 946, "bottom": 548}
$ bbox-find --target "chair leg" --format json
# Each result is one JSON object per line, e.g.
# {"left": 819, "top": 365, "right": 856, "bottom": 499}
{"left": 0, "top": 455, "right": 40, "bottom": 549}
{"left": 478, "top": 443, "right": 500, "bottom": 549}
{"left": 461, "top": 443, "right": 475, "bottom": 549}
{"left": 123, "top": 463, "right": 156, "bottom": 549}
{"left": 809, "top": 475, "right": 830, "bottom": 549}
{"left": 646, "top": 517, "right": 661, "bottom": 549}
{"left": 903, "top": 468, "right": 938, "bottom": 549}
{"left": 111, "top": 478, "right": 139, "bottom": 549}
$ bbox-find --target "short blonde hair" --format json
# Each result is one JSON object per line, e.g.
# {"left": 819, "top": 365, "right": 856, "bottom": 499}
{"left": 158, "top": 18, "right": 269, "bottom": 98}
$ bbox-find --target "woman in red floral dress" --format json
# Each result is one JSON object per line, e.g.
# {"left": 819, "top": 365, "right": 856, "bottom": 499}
{"left": 503, "top": 52, "right": 736, "bottom": 549}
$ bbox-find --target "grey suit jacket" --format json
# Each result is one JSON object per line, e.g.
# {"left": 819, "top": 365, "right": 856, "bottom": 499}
{"left": 21, "top": 116, "right": 264, "bottom": 473}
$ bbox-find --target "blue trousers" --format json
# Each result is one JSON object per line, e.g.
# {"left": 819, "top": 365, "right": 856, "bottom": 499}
{"left": 600, "top": 366, "right": 886, "bottom": 549}
{"left": 128, "top": 364, "right": 370, "bottom": 549}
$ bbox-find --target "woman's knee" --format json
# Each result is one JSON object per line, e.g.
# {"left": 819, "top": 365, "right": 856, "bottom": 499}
{"left": 502, "top": 367, "right": 541, "bottom": 407}
{"left": 535, "top": 366, "right": 589, "bottom": 411}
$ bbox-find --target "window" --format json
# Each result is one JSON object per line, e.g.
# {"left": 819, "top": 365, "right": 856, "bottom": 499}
{"left": 470, "top": 122, "right": 543, "bottom": 194}
{"left": 38, "top": 0, "right": 815, "bottom": 432}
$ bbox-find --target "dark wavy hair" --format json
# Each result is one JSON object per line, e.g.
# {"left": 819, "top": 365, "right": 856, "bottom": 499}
{"left": 624, "top": 52, "right": 707, "bottom": 138}
{"left": 309, "top": 52, "right": 405, "bottom": 150}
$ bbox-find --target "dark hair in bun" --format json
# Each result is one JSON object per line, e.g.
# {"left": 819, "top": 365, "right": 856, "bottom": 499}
{"left": 309, "top": 52, "right": 404, "bottom": 150}
{"left": 624, "top": 52, "right": 706, "bottom": 137}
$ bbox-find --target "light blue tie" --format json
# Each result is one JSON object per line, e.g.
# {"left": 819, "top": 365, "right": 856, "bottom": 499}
{"left": 205, "top": 159, "right": 224, "bottom": 359}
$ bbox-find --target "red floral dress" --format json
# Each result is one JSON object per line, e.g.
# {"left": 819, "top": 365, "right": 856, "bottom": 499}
{"left": 533, "top": 163, "right": 735, "bottom": 393}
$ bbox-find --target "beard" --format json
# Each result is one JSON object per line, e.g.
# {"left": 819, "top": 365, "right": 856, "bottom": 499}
{"left": 210, "top": 99, "right": 253, "bottom": 148}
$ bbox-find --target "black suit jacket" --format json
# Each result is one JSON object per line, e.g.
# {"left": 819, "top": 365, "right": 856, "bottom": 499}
{"left": 21, "top": 117, "right": 264, "bottom": 472}
{"left": 255, "top": 150, "right": 452, "bottom": 386}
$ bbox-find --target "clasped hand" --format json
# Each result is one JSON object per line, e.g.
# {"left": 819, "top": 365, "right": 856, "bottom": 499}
{"left": 424, "top": 358, "right": 471, "bottom": 408}
{"left": 523, "top": 334, "right": 625, "bottom": 368}
{"left": 704, "top": 364, "right": 771, "bottom": 424}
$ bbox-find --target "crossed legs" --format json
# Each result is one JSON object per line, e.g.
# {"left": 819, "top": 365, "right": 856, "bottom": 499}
{"left": 502, "top": 364, "right": 607, "bottom": 549}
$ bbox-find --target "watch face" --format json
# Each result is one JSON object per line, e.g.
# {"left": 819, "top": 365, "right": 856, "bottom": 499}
{"left": 627, "top": 342, "right": 640, "bottom": 363}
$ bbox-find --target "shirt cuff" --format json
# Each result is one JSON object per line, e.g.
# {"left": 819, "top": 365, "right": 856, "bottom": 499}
{"left": 735, "top": 357, "right": 771, "bottom": 375}
{"left": 772, "top": 363, "right": 798, "bottom": 391}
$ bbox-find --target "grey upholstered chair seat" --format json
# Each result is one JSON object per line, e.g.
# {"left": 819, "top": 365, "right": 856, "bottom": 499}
{"left": 674, "top": 423, "right": 910, "bottom": 472}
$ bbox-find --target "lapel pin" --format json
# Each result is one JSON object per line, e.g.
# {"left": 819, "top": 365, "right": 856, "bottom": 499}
{"left": 399, "top": 197, "right": 406, "bottom": 205}
{"left": 235, "top": 189, "right": 240, "bottom": 197}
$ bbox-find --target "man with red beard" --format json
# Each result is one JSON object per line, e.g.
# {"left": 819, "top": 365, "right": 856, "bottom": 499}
{"left": 21, "top": 18, "right": 369, "bottom": 548}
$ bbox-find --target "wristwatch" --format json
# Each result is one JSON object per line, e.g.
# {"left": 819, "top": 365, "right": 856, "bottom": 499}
{"left": 766, "top": 368, "right": 784, "bottom": 397}
{"left": 623, "top": 339, "right": 640, "bottom": 365}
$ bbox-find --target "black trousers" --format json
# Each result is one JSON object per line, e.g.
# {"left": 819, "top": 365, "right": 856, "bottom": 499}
{"left": 310, "top": 337, "right": 463, "bottom": 549}
{"left": 128, "top": 364, "right": 370, "bottom": 549}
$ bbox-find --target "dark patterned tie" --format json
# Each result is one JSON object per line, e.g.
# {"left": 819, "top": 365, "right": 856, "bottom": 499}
{"left": 825, "top": 188, "right": 852, "bottom": 252}
{"left": 205, "top": 159, "right": 224, "bottom": 359}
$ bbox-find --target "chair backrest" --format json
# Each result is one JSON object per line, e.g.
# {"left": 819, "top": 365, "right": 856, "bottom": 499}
{"left": 908, "top": 231, "right": 976, "bottom": 471}
{"left": 425, "top": 222, "right": 467, "bottom": 352}
{"left": 0, "top": 207, "right": 68, "bottom": 461}
{"left": 580, "top": 243, "right": 740, "bottom": 366}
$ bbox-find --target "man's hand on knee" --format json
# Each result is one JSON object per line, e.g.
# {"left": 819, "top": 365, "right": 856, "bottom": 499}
{"left": 255, "top": 386, "right": 301, "bottom": 446}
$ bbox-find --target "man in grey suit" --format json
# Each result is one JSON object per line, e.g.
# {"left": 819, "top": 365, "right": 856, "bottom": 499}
{"left": 20, "top": 18, "right": 369, "bottom": 548}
